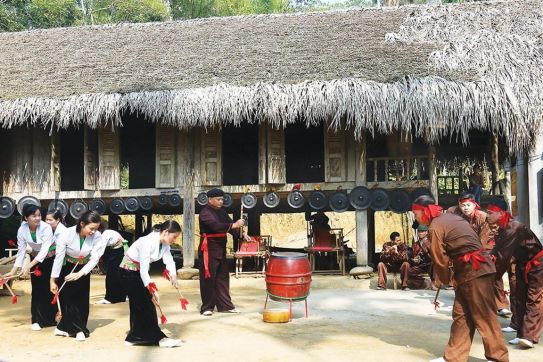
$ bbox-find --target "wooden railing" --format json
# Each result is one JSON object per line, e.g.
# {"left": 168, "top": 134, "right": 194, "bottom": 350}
{"left": 366, "top": 156, "right": 429, "bottom": 182}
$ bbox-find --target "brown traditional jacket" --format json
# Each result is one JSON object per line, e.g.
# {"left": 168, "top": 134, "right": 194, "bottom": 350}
{"left": 199, "top": 205, "right": 240, "bottom": 257}
{"left": 447, "top": 206, "right": 492, "bottom": 249}
{"left": 380, "top": 241, "right": 408, "bottom": 265}
{"left": 412, "top": 236, "right": 432, "bottom": 266}
{"left": 429, "top": 213, "right": 495, "bottom": 286}
{"left": 491, "top": 220, "right": 543, "bottom": 277}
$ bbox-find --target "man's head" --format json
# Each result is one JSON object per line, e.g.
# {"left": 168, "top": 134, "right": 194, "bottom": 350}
{"left": 207, "top": 188, "right": 225, "bottom": 210}
{"left": 411, "top": 195, "right": 437, "bottom": 225}
{"left": 390, "top": 231, "right": 401, "bottom": 244}
{"left": 417, "top": 224, "right": 429, "bottom": 239}
{"left": 486, "top": 197, "right": 509, "bottom": 225}
{"left": 457, "top": 191, "right": 478, "bottom": 217}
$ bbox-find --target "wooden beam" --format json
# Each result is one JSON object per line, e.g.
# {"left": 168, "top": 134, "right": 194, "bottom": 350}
{"left": 503, "top": 158, "right": 512, "bottom": 212}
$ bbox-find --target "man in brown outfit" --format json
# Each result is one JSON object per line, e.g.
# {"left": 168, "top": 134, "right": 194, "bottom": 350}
{"left": 487, "top": 197, "right": 543, "bottom": 349}
{"left": 412, "top": 195, "right": 509, "bottom": 362}
{"left": 198, "top": 188, "right": 248, "bottom": 316}
{"left": 376, "top": 231, "right": 410, "bottom": 290}
{"left": 447, "top": 191, "right": 511, "bottom": 316}
{"left": 408, "top": 224, "right": 435, "bottom": 289}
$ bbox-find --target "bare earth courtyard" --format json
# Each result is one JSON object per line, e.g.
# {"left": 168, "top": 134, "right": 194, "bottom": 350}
{"left": 0, "top": 275, "right": 541, "bottom": 362}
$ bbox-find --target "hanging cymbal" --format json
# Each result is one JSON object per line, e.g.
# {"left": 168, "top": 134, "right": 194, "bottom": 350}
{"left": 370, "top": 188, "right": 390, "bottom": 211}
{"left": 158, "top": 194, "right": 168, "bottom": 205}
{"left": 287, "top": 190, "right": 305, "bottom": 209}
{"left": 329, "top": 191, "right": 349, "bottom": 213}
{"left": 389, "top": 189, "right": 411, "bottom": 214}
{"left": 169, "top": 194, "right": 181, "bottom": 207}
{"left": 308, "top": 190, "right": 328, "bottom": 211}
{"left": 89, "top": 198, "right": 107, "bottom": 215}
{"left": 263, "top": 191, "right": 280, "bottom": 209}
{"left": 196, "top": 192, "right": 208, "bottom": 206}
{"left": 139, "top": 196, "right": 153, "bottom": 211}
{"left": 0, "top": 197, "right": 16, "bottom": 219}
{"left": 410, "top": 187, "right": 434, "bottom": 203}
{"left": 17, "top": 195, "right": 40, "bottom": 215}
{"left": 69, "top": 199, "right": 88, "bottom": 219}
{"left": 125, "top": 197, "right": 140, "bottom": 212}
{"left": 349, "top": 186, "right": 371, "bottom": 210}
{"left": 241, "top": 193, "right": 257, "bottom": 209}
{"left": 222, "top": 193, "right": 233, "bottom": 208}
{"left": 109, "top": 198, "right": 125, "bottom": 215}
{"left": 47, "top": 199, "right": 68, "bottom": 218}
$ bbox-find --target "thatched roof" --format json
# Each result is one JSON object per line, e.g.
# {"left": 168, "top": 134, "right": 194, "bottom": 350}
{"left": 0, "top": 0, "right": 541, "bottom": 153}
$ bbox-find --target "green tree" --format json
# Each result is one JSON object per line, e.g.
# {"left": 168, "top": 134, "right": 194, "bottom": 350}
{"left": 91, "top": 0, "right": 170, "bottom": 24}
{"left": 28, "top": 0, "right": 82, "bottom": 29}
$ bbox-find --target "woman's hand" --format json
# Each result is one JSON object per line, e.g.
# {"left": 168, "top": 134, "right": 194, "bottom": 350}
{"left": 50, "top": 279, "right": 58, "bottom": 294}
{"left": 64, "top": 271, "right": 84, "bottom": 282}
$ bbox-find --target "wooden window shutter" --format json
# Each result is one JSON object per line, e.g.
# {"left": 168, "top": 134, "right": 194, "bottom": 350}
{"left": 31, "top": 129, "right": 51, "bottom": 192}
{"left": 84, "top": 128, "right": 98, "bottom": 190}
{"left": 200, "top": 128, "right": 222, "bottom": 186}
{"left": 98, "top": 127, "right": 120, "bottom": 190}
{"left": 324, "top": 127, "right": 347, "bottom": 182}
{"left": 155, "top": 125, "right": 176, "bottom": 188}
{"left": 266, "top": 126, "right": 286, "bottom": 184}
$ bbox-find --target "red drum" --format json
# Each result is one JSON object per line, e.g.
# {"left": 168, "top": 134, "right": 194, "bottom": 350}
{"left": 265, "top": 252, "right": 312, "bottom": 301}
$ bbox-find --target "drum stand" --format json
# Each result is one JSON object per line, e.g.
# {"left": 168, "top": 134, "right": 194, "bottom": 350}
{"left": 264, "top": 293, "right": 308, "bottom": 321}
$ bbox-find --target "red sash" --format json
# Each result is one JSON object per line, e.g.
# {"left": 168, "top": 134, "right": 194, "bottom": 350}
{"left": 458, "top": 249, "right": 486, "bottom": 271}
{"left": 524, "top": 249, "right": 543, "bottom": 283}
{"left": 200, "top": 233, "right": 227, "bottom": 279}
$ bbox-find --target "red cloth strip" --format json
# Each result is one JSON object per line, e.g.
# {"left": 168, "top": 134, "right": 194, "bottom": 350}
{"left": 525, "top": 249, "right": 543, "bottom": 283}
{"left": 458, "top": 249, "right": 486, "bottom": 271}
{"left": 487, "top": 204, "right": 512, "bottom": 229}
{"left": 199, "top": 233, "right": 227, "bottom": 279}
{"left": 411, "top": 203, "right": 443, "bottom": 224}
{"left": 459, "top": 198, "right": 480, "bottom": 210}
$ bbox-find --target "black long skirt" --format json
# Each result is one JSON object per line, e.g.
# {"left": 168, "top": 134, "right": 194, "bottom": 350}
{"left": 103, "top": 247, "right": 127, "bottom": 303}
{"left": 119, "top": 268, "right": 166, "bottom": 345}
{"left": 30, "top": 256, "right": 57, "bottom": 327}
{"left": 56, "top": 262, "right": 91, "bottom": 337}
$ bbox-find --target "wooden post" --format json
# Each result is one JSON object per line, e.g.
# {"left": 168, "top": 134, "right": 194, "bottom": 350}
{"left": 491, "top": 134, "right": 500, "bottom": 189}
{"left": 180, "top": 130, "right": 196, "bottom": 270}
{"left": 428, "top": 145, "right": 438, "bottom": 204}
{"left": 516, "top": 153, "right": 529, "bottom": 224}
{"left": 352, "top": 131, "right": 372, "bottom": 274}
{"left": 503, "top": 158, "right": 512, "bottom": 212}
{"left": 527, "top": 132, "right": 543, "bottom": 239}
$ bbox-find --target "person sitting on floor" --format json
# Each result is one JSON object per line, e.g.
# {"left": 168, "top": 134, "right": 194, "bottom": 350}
{"left": 377, "top": 232, "right": 410, "bottom": 290}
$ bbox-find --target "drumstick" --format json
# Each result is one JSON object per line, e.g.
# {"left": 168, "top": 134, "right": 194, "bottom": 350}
{"left": 51, "top": 260, "right": 80, "bottom": 305}
{"left": 3, "top": 280, "right": 18, "bottom": 304}
{"left": 151, "top": 296, "right": 167, "bottom": 324}
{"left": 432, "top": 285, "right": 442, "bottom": 310}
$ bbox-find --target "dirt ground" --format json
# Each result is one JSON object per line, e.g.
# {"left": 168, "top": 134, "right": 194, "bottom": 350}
{"left": 0, "top": 274, "right": 541, "bottom": 362}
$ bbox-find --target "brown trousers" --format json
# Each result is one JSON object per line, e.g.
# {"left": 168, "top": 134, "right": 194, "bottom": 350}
{"left": 515, "top": 263, "right": 543, "bottom": 343}
{"left": 377, "top": 261, "right": 409, "bottom": 289}
{"left": 508, "top": 263, "right": 520, "bottom": 330}
{"left": 494, "top": 277, "right": 510, "bottom": 310}
{"left": 408, "top": 263, "right": 432, "bottom": 289}
{"left": 443, "top": 274, "right": 509, "bottom": 362}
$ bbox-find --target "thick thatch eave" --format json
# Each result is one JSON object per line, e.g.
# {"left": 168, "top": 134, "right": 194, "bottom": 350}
{"left": 0, "top": 0, "right": 542, "bottom": 154}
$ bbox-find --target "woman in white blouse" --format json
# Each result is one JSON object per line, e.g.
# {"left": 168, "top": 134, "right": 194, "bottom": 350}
{"left": 2, "top": 204, "right": 56, "bottom": 331}
{"left": 45, "top": 209, "right": 67, "bottom": 242}
{"left": 95, "top": 229, "right": 128, "bottom": 304}
{"left": 119, "top": 220, "right": 181, "bottom": 348}
{"left": 50, "top": 210, "right": 105, "bottom": 341}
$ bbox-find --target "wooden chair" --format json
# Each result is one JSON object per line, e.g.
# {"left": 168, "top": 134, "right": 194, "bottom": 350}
{"left": 305, "top": 225, "right": 346, "bottom": 275}
{"left": 233, "top": 235, "right": 271, "bottom": 278}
